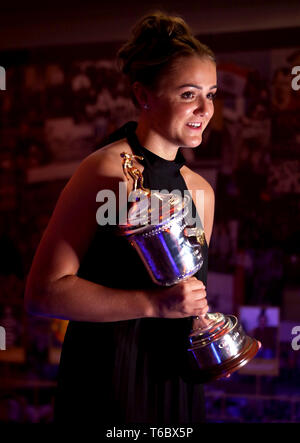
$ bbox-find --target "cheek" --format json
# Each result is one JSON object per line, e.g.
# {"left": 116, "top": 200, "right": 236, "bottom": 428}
{"left": 207, "top": 104, "right": 215, "bottom": 121}
{"left": 159, "top": 105, "right": 186, "bottom": 126}
{"left": 150, "top": 98, "right": 192, "bottom": 127}
{"left": 172, "top": 104, "right": 192, "bottom": 122}
{"left": 150, "top": 98, "right": 173, "bottom": 120}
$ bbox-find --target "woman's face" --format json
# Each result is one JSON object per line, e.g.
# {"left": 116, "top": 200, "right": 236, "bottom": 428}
{"left": 146, "top": 56, "right": 217, "bottom": 149}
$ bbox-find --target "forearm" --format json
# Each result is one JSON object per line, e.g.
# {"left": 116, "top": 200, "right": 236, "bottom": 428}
{"left": 25, "top": 274, "right": 154, "bottom": 322}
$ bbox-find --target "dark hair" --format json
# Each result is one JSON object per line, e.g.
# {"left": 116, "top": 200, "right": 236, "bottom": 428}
{"left": 117, "top": 11, "right": 215, "bottom": 89}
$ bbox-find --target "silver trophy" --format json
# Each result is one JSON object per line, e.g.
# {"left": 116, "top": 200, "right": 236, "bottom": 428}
{"left": 118, "top": 152, "right": 259, "bottom": 382}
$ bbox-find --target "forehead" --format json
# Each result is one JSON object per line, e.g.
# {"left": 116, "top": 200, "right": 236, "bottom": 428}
{"left": 157, "top": 56, "right": 217, "bottom": 89}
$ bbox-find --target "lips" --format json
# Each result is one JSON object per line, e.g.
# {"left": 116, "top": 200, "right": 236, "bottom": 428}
{"left": 186, "top": 122, "right": 202, "bottom": 129}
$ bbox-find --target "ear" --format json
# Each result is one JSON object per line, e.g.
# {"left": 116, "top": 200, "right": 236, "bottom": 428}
{"left": 132, "top": 81, "right": 150, "bottom": 109}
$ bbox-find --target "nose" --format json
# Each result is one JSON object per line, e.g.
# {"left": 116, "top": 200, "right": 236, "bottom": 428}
{"left": 193, "top": 97, "right": 210, "bottom": 117}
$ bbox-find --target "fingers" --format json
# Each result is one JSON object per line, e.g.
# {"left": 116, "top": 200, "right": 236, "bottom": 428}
{"left": 194, "top": 305, "right": 209, "bottom": 317}
{"left": 183, "top": 278, "right": 208, "bottom": 316}
{"left": 190, "top": 285, "right": 207, "bottom": 302}
{"left": 192, "top": 298, "right": 209, "bottom": 316}
{"left": 188, "top": 277, "right": 206, "bottom": 290}
{"left": 185, "top": 280, "right": 206, "bottom": 299}
{"left": 155, "top": 277, "right": 209, "bottom": 318}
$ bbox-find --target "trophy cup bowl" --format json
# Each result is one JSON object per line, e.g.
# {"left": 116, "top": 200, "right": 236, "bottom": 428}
{"left": 119, "top": 191, "right": 205, "bottom": 286}
{"left": 119, "top": 152, "right": 259, "bottom": 382}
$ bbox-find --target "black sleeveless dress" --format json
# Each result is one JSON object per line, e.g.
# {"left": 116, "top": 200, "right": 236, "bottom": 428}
{"left": 54, "top": 122, "right": 208, "bottom": 424}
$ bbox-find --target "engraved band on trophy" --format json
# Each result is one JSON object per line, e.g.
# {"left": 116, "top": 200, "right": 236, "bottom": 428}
{"left": 118, "top": 152, "right": 259, "bottom": 382}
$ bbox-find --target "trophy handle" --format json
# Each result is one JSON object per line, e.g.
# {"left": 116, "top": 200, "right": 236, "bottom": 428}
{"left": 184, "top": 226, "right": 206, "bottom": 247}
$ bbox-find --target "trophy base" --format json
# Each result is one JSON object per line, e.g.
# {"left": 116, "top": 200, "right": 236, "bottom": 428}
{"left": 188, "top": 314, "right": 259, "bottom": 382}
{"left": 191, "top": 336, "right": 259, "bottom": 382}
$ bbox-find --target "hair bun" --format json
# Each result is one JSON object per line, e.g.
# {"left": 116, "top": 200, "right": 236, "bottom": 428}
{"left": 117, "top": 10, "right": 215, "bottom": 94}
{"left": 135, "top": 12, "right": 190, "bottom": 42}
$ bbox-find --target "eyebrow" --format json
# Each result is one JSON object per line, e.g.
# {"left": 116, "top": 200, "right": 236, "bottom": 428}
{"left": 177, "top": 84, "right": 217, "bottom": 90}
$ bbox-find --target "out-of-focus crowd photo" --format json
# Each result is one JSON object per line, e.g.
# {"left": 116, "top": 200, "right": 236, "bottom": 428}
{"left": 0, "top": 38, "right": 300, "bottom": 422}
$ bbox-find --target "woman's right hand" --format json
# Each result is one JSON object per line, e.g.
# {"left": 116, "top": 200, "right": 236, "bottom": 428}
{"left": 150, "top": 277, "right": 209, "bottom": 319}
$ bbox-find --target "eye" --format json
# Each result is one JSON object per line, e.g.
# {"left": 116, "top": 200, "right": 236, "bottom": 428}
{"left": 181, "top": 91, "right": 195, "bottom": 100}
{"left": 207, "top": 91, "right": 217, "bottom": 101}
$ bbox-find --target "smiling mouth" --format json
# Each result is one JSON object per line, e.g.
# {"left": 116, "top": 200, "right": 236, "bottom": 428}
{"left": 186, "top": 122, "right": 202, "bottom": 129}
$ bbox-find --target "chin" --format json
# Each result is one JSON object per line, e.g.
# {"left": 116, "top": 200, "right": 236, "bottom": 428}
{"left": 182, "top": 137, "right": 202, "bottom": 148}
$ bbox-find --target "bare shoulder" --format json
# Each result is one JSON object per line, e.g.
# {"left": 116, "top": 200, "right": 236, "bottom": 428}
{"left": 77, "top": 137, "right": 132, "bottom": 179}
{"left": 57, "top": 137, "right": 134, "bottom": 204}
{"left": 181, "top": 165, "right": 214, "bottom": 197}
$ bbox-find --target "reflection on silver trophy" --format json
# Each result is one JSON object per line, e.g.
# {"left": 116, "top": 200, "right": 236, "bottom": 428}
{"left": 118, "top": 152, "right": 259, "bottom": 382}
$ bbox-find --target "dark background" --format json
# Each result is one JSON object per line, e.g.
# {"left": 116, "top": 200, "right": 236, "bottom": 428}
{"left": 0, "top": 0, "right": 300, "bottom": 423}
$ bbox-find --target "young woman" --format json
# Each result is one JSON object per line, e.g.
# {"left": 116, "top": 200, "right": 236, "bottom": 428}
{"left": 25, "top": 12, "right": 217, "bottom": 423}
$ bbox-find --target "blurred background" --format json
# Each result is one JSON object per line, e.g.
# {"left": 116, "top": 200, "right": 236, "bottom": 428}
{"left": 0, "top": 0, "right": 299, "bottom": 423}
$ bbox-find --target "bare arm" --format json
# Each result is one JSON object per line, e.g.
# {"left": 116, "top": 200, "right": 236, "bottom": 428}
{"left": 25, "top": 148, "right": 208, "bottom": 322}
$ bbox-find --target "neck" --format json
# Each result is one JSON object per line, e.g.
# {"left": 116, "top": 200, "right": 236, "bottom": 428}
{"left": 135, "top": 118, "right": 179, "bottom": 161}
